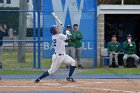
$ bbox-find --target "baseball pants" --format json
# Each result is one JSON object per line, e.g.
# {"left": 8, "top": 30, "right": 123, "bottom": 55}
{"left": 75, "top": 47, "right": 82, "bottom": 66}
{"left": 48, "top": 54, "right": 76, "bottom": 74}
{"left": 123, "top": 54, "right": 139, "bottom": 65}
{"left": 109, "top": 53, "right": 119, "bottom": 65}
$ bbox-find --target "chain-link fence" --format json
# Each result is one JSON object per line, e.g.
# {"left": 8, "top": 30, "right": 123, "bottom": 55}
{"left": 0, "top": 0, "right": 43, "bottom": 70}
{"left": 0, "top": 0, "right": 65, "bottom": 70}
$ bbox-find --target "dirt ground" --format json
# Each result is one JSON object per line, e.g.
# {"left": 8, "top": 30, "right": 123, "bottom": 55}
{"left": 0, "top": 79, "right": 140, "bottom": 93}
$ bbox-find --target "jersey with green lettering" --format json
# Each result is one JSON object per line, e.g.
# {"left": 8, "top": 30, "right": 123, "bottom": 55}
{"left": 108, "top": 41, "right": 120, "bottom": 54}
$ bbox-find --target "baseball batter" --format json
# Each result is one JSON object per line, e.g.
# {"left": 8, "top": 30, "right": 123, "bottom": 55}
{"left": 35, "top": 25, "right": 76, "bottom": 83}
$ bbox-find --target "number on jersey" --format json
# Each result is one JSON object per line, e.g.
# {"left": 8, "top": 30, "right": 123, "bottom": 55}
{"left": 53, "top": 39, "right": 56, "bottom": 47}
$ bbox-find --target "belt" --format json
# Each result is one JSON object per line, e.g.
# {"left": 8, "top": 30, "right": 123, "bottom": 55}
{"left": 55, "top": 53, "right": 64, "bottom": 56}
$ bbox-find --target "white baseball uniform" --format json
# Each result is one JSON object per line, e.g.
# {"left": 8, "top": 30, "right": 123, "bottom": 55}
{"left": 48, "top": 33, "right": 76, "bottom": 74}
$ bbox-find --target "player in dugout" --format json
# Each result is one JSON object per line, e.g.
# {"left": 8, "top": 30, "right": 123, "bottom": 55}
{"left": 108, "top": 35, "right": 120, "bottom": 68}
{"left": 123, "top": 34, "right": 139, "bottom": 67}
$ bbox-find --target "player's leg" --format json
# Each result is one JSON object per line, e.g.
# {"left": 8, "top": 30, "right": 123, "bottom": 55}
{"left": 131, "top": 54, "right": 139, "bottom": 66}
{"left": 66, "top": 47, "right": 75, "bottom": 69}
{"left": 114, "top": 54, "right": 119, "bottom": 67}
{"left": 76, "top": 47, "right": 84, "bottom": 68}
{"left": 37, "top": 59, "right": 60, "bottom": 80}
{"left": 75, "top": 48, "right": 78, "bottom": 62}
{"left": 76, "top": 48, "right": 81, "bottom": 65}
{"left": 63, "top": 55, "right": 76, "bottom": 82}
{"left": 123, "top": 54, "right": 129, "bottom": 67}
{"left": 109, "top": 53, "right": 113, "bottom": 67}
{"left": 65, "top": 47, "right": 70, "bottom": 69}
{"left": 70, "top": 47, "right": 75, "bottom": 59}
{"left": 35, "top": 55, "right": 63, "bottom": 83}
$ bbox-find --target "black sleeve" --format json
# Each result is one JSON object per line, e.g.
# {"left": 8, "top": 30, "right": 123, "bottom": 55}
{"left": 3, "top": 30, "right": 8, "bottom": 36}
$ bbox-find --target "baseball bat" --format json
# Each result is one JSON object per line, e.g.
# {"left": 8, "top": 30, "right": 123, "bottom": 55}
{"left": 52, "top": 12, "right": 63, "bottom": 26}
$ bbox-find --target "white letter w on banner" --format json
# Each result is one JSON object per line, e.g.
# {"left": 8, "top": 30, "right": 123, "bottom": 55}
{"left": 52, "top": 0, "right": 84, "bottom": 31}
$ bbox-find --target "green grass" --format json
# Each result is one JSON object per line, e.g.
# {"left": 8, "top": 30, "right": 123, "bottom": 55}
{"left": 79, "top": 68, "right": 140, "bottom": 75}
{"left": 1, "top": 49, "right": 140, "bottom": 75}
{"left": 2, "top": 50, "right": 35, "bottom": 68}
{"left": 2, "top": 49, "right": 69, "bottom": 69}
{"left": 1, "top": 68, "right": 140, "bottom": 75}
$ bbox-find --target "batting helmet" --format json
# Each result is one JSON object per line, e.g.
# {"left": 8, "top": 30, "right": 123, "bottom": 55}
{"left": 50, "top": 25, "right": 58, "bottom": 35}
{"left": 66, "top": 25, "right": 71, "bottom": 28}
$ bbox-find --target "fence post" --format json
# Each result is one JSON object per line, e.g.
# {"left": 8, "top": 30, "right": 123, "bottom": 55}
{"left": 37, "top": 0, "right": 41, "bottom": 69}
{"left": 33, "top": 0, "right": 37, "bottom": 69}
{"left": 18, "top": 0, "right": 27, "bottom": 63}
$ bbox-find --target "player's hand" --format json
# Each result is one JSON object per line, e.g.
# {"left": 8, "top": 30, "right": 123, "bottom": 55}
{"left": 76, "top": 37, "right": 82, "bottom": 40}
{"left": 65, "top": 39, "right": 71, "bottom": 42}
{"left": 0, "top": 26, "right": 5, "bottom": 32}
{"left": 112, "top": 51, "right": 115, "bottom": 55}
{"left": 128, "top": 39, "right": 131, "bottom": 44}
{"left": 66, "top": 30, "right": 72, "bottom": 36}
{"left": 4, "top": 24, "right": 7, "bottom": 30}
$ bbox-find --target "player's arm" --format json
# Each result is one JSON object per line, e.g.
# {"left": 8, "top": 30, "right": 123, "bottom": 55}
{"left": 131, "top": 42, "right": 136, "bottom": 51}
{"left": 0, "top": 25, "right": 8, "bottom": 36}
{"left": 67, "top": 32, "right": 76, "bottom": 41}
{"left": 76, "top": 32, "right": 82, "bottom": 40}
{"left": 123, "top": 42, "right": 129, "bottom": 51}
{"left": 63, "top": 31, "right": 71, "bottom": 42}
{"left": 60, "top": 34, "right": 68, "bottom": 40}
{"left": 3, "top": 29, "right": 8, "bottom": 36}
{"left": 108, "top": 42, "right": 111, "bottom": 54}
{"left": 59, "top": 34, "right": 73, "bottom": 42}
{"left": 65, "top": 34, "right": 76, "bottom": 42}
{"left": 117, "top": 42, "right": 121, "bottom": 54}
{"left": 65, "top": 37, "right": 74, "bottom": 42}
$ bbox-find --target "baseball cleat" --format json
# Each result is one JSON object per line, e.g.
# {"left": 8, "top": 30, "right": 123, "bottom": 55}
{"left": 66, "top": 77, "right": 76, "bottom": 82}
{"left": 34, "top": 79, "right": 40, "bottom": 83}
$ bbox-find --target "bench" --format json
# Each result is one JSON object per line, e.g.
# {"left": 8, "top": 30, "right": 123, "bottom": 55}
{"left": 100, "top": 48, "right": 109, "bottom": 66}
{"left": 100, "top": 48, "right": 124, "bottom": 66}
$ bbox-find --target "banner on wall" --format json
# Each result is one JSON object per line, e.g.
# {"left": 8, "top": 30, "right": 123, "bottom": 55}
{"left": 43, "top": 0, "right": 97, "bottom": 58}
